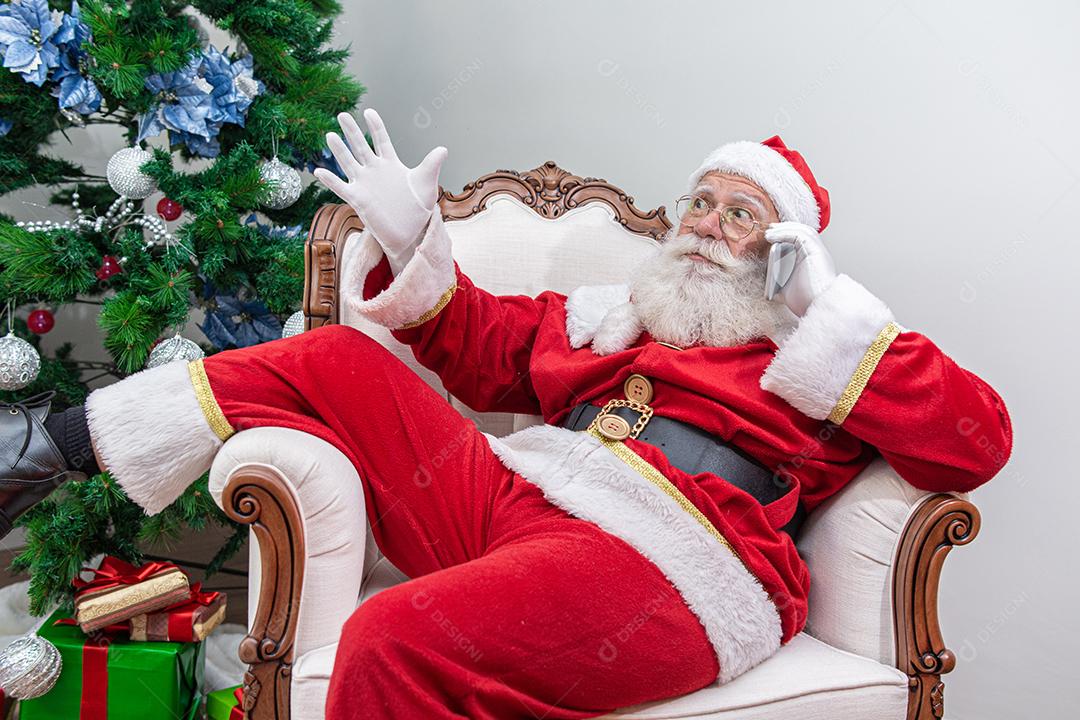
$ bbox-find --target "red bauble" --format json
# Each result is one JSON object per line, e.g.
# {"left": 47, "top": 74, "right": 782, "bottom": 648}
{"left": 156, "top": 196, "right": 182, "bottom": 221}
{"left": 96, "top": 255, "right": 122, "bottom": 280}
{"left": 27, "top": 309, "right": 54, "bottom": 334}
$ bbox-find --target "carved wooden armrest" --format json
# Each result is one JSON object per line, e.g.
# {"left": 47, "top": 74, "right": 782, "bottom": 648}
{"left": 304, "top": 203, "right": 364, "bottom": 330}
{"left": 893, "top": 493, "right": 981, "bottom": 720}
{"left": 220, "top": 465, "right": 307, "bottom": 720}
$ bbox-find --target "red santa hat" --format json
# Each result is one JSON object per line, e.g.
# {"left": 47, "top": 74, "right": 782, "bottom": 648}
{"left": 687, "top": 136, "right": 831, "bottom": 232}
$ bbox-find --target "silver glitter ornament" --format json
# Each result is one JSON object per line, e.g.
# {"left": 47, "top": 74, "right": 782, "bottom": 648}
{"left": 0, "top": 332, "right": 41, "bottom": 390}
{"left": 260, "top": 157, "right": 302, "bottom": 210}
{"left": 106, "top": 147, "right": 157, "bottom": 200}
{"left": 281, "top": 310, "right": 306, "bottom": 338}
{"left": 0, "top": 634, "right": 62, "bottom": 699}
{"left": 146, "top": 333, "right": 205, "bottom": 369}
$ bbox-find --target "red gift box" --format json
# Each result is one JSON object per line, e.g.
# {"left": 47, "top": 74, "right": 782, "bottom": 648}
{"left": 128, "top": 583, "right": 226, "bottom": 642}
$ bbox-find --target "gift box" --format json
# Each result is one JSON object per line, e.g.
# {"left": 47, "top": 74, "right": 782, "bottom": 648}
{"left": 19, "top": 608, "right": 205, "bottom": 720}
{"left": 74, "top": 557, "right": 191, "bottom": 633}
{"left": 129, "top": 584, "right": 227, "bottom": 642}
{"left": 206, "top": 684, "right": 244, "bottom": 720}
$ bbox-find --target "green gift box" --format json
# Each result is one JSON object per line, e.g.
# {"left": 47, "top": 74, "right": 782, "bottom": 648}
{"left": 206, "top": 684, "right": 243, "bottom": 720}
{"left": 19, "top": 609, "right": 205, "bottom": 720}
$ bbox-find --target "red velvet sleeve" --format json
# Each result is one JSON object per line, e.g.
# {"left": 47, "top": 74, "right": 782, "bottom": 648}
{"left": 838, "top": 332, "right": 1013, "bottom": 494}
{"left": 360, "top": 254, "right": 559, "bottom": 415}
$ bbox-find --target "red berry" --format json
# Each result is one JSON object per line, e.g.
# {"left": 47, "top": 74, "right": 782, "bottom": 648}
{"left": 96, "top": 255, "right": 122, "bottom": 280}
{"left": 27, "top": 309, "right": 54, "bottom": 334}
{"left": 156, "top": 197, "right": 182, "bottom": 221}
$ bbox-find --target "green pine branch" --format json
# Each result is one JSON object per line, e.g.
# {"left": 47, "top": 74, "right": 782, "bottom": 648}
{"left": 1, "top": 0, "right": 365, "bottom": 614}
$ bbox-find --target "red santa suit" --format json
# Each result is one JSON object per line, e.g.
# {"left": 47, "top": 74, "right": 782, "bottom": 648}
{"left": 338, "top": 205, "right": 1013, "bottom": 662}
{"left": 81, "top": 138, "right": 1012, "bottom": 720}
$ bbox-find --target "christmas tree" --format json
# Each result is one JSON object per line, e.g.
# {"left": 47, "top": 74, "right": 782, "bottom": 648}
{"left": 0, "top": 0, "right": 364, "bottom": 614}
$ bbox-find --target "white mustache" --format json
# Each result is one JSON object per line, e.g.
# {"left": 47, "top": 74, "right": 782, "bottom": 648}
{"left": 668, "top": 234, "right": 738, "bottom": 269}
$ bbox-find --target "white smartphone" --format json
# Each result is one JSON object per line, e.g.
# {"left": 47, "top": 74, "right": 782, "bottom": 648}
{"left": 765, "top": 242, "right": 797, "bottom": 300}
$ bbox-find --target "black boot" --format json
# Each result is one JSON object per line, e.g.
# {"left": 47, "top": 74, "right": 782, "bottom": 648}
{"left": 0, "top": 391, "right": 87, "bottom": 539}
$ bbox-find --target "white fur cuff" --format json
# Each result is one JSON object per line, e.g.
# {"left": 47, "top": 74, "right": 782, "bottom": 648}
{"left": 759, "top": 274, "right": 896, "bottom": 421}
{"left": 342, "top": 212, "right": 457, "bottom": 330}
{"left": 85, "top": 361, "right": 225, "bottom": 515}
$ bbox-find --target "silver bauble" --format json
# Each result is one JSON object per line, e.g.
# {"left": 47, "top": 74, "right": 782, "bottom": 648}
{"left": 146, "top": 333, "right": 205, "bottom": 369}
{"left": 260, "top": 157, "right": 302, "bottom": 209}
{"left": 106, "top": 147, "right": 156, "bottom": 200}
{"left": 0, "top": 332, "right": 41, "bottom": 390}
{"left": 0, "top": 634, "right": 62, "bottom": 699}
{"left": 281, "top": 310, "right": 306, "bottom": 338}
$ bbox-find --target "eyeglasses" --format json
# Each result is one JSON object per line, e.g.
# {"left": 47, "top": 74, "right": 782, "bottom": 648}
{"left": 674, "top": 194, "right": 767, "bottom": 240}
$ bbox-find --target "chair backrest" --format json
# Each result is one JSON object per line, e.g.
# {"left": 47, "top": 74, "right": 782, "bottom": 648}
{"left": 337, "top": 161, "right": 667, "bottom": 436}
{"left": 311, "top": 161, "right": 920, "bottom": 668}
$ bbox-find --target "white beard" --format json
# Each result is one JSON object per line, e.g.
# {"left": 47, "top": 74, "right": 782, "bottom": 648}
{"left": 627, "top": 230, "right": 793, "bottom": 348}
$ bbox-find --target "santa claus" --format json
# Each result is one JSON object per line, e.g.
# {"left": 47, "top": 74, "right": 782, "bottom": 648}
{"left": 0, "top": 109, "right": 1012, "bottom": 720}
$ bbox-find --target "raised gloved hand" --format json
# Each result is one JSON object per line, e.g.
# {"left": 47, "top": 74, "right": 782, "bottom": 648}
{"left": 763, "top": 221, "right": 838, "bottom": 317}
{"left": 313, "top": 108, "right": 448, "bottom": 276}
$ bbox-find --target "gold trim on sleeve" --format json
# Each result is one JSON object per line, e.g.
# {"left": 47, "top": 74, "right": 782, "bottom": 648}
{"left": 827, "top": 321, "right": 902, "bottom": 426}
{"left": 187, "top": 358, "right": 235, "bottom": 442}
{"left": 585, "top": 426, "right": 751, "bottom": 574}
{"left": 397, "top": 280, "right": 458, "bottom": 329}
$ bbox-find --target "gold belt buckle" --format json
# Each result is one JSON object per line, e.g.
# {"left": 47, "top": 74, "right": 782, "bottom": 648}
{"left": 587, "top": 399, "right": 654, "bottom": 441}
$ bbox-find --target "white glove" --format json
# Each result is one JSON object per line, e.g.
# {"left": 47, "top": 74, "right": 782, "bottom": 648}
{"left": 763, "top": 221, "right": 838, "bottom": 317}
{"left": 313, "top": 108, "right": 448, "bottom": 276}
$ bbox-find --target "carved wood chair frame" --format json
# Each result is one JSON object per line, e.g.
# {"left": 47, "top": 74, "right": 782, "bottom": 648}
{"left": 219, "top": 161, "right": 980, "bottom": 720}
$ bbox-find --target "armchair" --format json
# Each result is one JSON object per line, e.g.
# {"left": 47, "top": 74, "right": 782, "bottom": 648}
{"left": 208, "top": 162, "right": 980, "bottom": 720}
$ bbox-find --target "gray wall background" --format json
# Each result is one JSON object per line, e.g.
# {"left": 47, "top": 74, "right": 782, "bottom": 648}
{"left": 2, "top": 1, "right": 1074, "bottom": 718}
{"left": 344, "top": 5, "right": 1074, "bottom": 716}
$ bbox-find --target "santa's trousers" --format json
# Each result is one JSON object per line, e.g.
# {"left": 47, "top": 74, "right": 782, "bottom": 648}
{"left": 106, "top": 325, "right": 720, "bottom": 719}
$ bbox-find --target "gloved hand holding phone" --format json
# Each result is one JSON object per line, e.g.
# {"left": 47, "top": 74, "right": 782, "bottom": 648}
{"left": 763, "top": 221, "right": 838, "bottom": 317}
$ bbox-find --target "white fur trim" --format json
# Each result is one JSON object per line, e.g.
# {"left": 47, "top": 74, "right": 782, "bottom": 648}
{"left": 485, "top": 425, "right": 783, "bottom": 683}
{"left": 689, "top": 141, "right": 820, "bottom": 230}
{"left": 590, "top": 301, "right": 644, "bottom": 355}
{"left": 342, "top": 212, "right": 456, "bottom": 330}
{"left": 759, "top": 274, "right": 895, "bottom": 420}
{"left": 564, "top": 283, "right": 644, "bottom": 355}
{"left": 85, "top": 361, "right": 222, "bottom": 516}
{"left": 564, "top": 283, "right": 630, "bottom": 350}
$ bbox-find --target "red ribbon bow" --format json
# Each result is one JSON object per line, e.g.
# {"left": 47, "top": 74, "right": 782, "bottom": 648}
{"left": 231, "top": 687, "right": 244, "bottom": 720}
{"left": 72, "top": 556, "right": 182, "bottom": 599}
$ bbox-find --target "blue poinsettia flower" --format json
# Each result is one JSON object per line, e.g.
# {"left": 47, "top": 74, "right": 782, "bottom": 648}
{"left": 0, "top": 118, "right": 12, "bottom": 137}
{"left": 244, "top": 212, "right": 304, "bottom": 240}
{"left": 0, "top": 0, "right": 78, "bottom": 87}
{"left": 138, "top": 45, "right": 263, "bottom": 158}
{"left": 200, "top": 46, "right": 263, "bottom": 128}
{"left": 51, "top": 2, "right": 100, "bottom": 115}
{"left": 137, "top": 55, "right": 215, "bottom": 149}
{"left": 53, "top": 49, "right": 101, "bottom": 114}
{"left": 198, "top": 280, "right": 282, "bottom": 349}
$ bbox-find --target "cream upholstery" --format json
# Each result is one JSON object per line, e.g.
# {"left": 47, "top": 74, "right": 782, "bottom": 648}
{"left": 269, "top": 553, "right": 909, "bottom": 720}
{"left": 208, "top": 427, "right": 365, "bottom": 658}
{"left": 798, "top": 457, "right": 958, "bottom": 666}
{"left": 211, "top": 195, "right": 922, "bottom": 719}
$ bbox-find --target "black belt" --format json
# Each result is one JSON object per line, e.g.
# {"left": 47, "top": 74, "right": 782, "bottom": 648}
{"left": 561, "top": 402, "right": 805, "bottom": 538}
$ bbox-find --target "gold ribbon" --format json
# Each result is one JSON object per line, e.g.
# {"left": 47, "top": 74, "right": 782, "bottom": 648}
{"left": 827, "top": 321, "right": 902, "bottom": 425}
